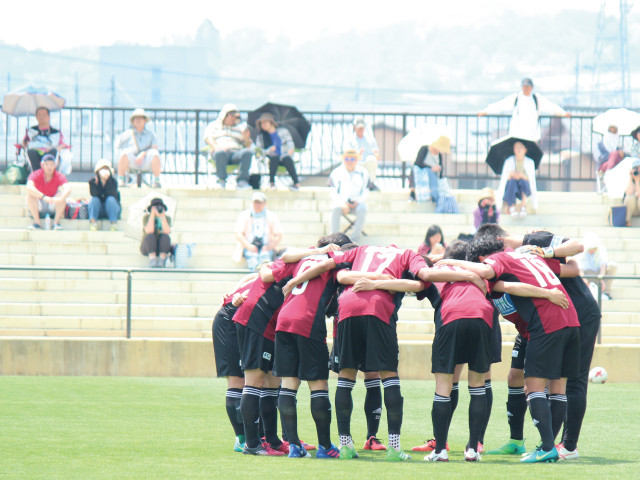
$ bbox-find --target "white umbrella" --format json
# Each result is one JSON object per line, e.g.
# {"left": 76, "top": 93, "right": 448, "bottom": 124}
{"left": 125, "top": 192, "right": 178, "bottom": 241}
{"left": 397, "top": 123, "right": 453, "bottom": 162}
{"left": 592, "top": 108, "right": 640, "bottom": 136}
{"left": 2, "top": 85, "right": 66, "bottom": 117}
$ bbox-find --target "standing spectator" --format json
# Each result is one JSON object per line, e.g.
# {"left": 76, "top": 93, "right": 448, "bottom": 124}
{"left": 478, "top": 78, "right": 569, "bottom": 141}
{"left": 22, "top": 106, "right": 68, "bottom": 171}
{"left": 624, "top": 158, "right": 640, "bottom": 226}
{"left": 408, "top": 136, "right": 450, "bottom": 203}
{"left": 116, "top": 108, "right": 162, "bottom": 188}
{"left": 329, "top": 148, "right": 369, "bottom": 242}
{"left": 417, "top": 224, "right": 446, "bottom": 260}
{"left": 254, "top": 113, "right": 300, "bottom": 191}
{"left": 497, "top": 141, "right": 538, "bottom": 216}
{"left": 204, "top": 103, "right": 253, "bottom": 190}
{"left": 348, "top": 118, "right": 380, "bottom": 191}
{"left": 473, "top": 187, "right": 500, "bottom": 230}
{"left": 88, "top": 159, "right": 121, "bottom": 231}
{"left": 25, "top": 153, "right": 70, "bottom": 230}
{"left": 140, "top": 198, "right": 172, "bottom": 268}
{"left": 576, "top": 233, "right": 618, "bottom": 300}
{"left": 234, "top": 192, "right": 283, "bottom": 271}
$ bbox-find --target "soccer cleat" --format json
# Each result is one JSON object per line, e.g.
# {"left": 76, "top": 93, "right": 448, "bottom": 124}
{"left": 424, "top": 450, "right": 449, "bottom": 462}
{"left": 339, "top": 443, "right": 359, "bottom": 459}
{"left": 520, "top": 446, "right": 559, "bottom": 463}
{"left": 464, "top": 448, "right": 481, "bottom": 462}
{"left": 288, "top": 443, "right": 312, "bottom": 458}
{"left": 363, "top": 436, "right": 387, "bottom": 451}
{"left": 234, "top": 435, "right": 246, "bottom": 452}
{"left": 316, "top": 444, "right": 340, "bottom": 459}
{"left": 556, "top": 443, "right": 579, "bottom": 460}
{"left": 412, "top": 439, "right": 449, "bottom": 452}
{"left": 486, "top": 438, "right": 526, "bottom": 455}
{"left": 242, "top": 444, "right": 285, "bottom": 456}
{"left": 268, "top": 441, "right": 290, "bottom": 455}
{"left": 386, "top": 447, "right": 411, "bottom": 462}
{"left": 300, "top": 439, "right": 316, "bottom": 451}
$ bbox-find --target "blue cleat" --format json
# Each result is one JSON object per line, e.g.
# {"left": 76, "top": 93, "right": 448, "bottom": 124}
{"left": 316, "top": 443, "right": 340, "bottom": 459}
{"left": 288, "top": 443, "right": 311, "bottom": 458}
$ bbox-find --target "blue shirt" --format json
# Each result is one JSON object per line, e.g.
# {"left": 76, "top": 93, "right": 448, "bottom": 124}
{"left": 269, "top": 132, "right": 282, "bottom": 156}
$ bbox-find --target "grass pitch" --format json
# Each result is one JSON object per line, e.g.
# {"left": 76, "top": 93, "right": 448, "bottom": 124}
{"left": 1, "top": 376, "right": 639, "bottom": 479}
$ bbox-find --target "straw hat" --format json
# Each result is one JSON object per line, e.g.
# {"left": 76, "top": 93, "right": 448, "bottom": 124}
{"left": 255, "top": 113, "right": 277, "bottom": 130}
{"left": 431, "top": 135, "right": 451, "bottom": 154}
{"left": 130, "top": 108, "right": 151, "bottom": 124}
{"left": 477, "top": 187, "right": 495, "bottom": 203}
{"left": 342, "top": 148, "right": 361, "bottom": 159}
{"left": 94, "top": 158, "right": 114, "bottom": 175}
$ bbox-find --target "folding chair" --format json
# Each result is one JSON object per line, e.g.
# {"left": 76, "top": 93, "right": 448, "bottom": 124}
{"left": 341, "top": 212, "right": 367, "bottom": 237}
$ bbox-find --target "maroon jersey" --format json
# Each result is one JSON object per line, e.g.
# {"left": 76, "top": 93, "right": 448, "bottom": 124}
{"left": 277, "top": 254, "right": 339, "bottom": 342}
{"left": 222, "top": 276, "right": 257, "bottom": 307}
{"left": 328, "top": 245, "right": 428, "bottom": 325}
{"left": 436, "top": 265, "right": 494, "bottom": 327}
{"left": 484, "top": 251, "right": 579, "bottom": 339}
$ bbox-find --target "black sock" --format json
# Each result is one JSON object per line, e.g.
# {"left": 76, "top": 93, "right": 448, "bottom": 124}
{"left": 507, "top": 386, "right": 527, "bottom": 440}
{"left": 278, "top": 388, "right": 299, "bottom": 446}
{"left": 432, "top": 394, "right": 451, "bottom": 453}
{"left": 310, "top": 389, "right": 332, "bottom": 449}
{"left": 225, "top": 388, "right": 244, "bottom": 437}
{"left": 468, "top": 386, "right": 487, "bottom": 451}
{"left": 240, "top": 386, "right": 261, "bottom": 448}
{"left": 549, "top": 394, "right": 567, "bottom": 443}
{"left": 480, "top": 380, "right": 493, "bottom": 444}
{"left": 562, "top": 379, "right": 587, "bottom": 451}
{"left": 364, "top": 378, "right": 382, "bottom": 438}
{"left": 528, "top": 392, "right": 554, "bottom": 451}
{"left": 382, "top": 377, "right": 403, "bottom": 435}
{"left": 278, "top": 387, "right": 288, "bottom": 442}
{"left": 260, "top": 387, "right": 281, "bottom": 447}
{"left": 335, "top": 377, "right": 355, "bottom": 438}
{"left": 445, "top": 382, "right": 459, "bottom": 433}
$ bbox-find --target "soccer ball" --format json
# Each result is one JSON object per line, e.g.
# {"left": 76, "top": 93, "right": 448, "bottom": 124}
{"left": 588, "top": 366, "right": 608, "bottom": 384}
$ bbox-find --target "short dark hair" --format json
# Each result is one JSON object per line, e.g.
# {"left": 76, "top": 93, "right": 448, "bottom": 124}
{"left": 466, "top": 235, "right": 504, "bottom": 262}
{"left": 317, "top": 232, "right": 352, "bottom": 248}
{"left": 474, "top": 223, "right": 507, "bottom": 240}
{"left": 444, "top": 240, "right": 468, "bottom": 260}
{"left": 341, "top": 243, "right": 358, "bottom": 251}
{"left": 35, "top": 106, "right": 50, "bottom": 115}
{"left": 420, "top": 255, "right": 434, "bottom": 268}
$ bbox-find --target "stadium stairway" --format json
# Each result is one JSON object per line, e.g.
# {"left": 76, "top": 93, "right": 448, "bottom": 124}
{"left": 1, "top": 183, "right": 639, "bottom": 380}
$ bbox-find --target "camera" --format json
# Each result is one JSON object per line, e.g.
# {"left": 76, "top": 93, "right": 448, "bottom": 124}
{"left": 155, "top": 205, "right": 165, "bottom": 214}
{"left": 633, "top": 169, "right": 640, "bottom": 176}
{"left": 251, "top": 237, "right": 264, "bottom": 251}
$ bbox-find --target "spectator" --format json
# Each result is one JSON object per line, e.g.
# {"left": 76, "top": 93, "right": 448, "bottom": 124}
{"left": 116, "top": 108, "right": 162, "bottom": 188}
{"left": 25, "top": 153, "right": 71, "bottom": 230}
{"left": 596, "top": 125, "right": 623, "bottom": 170}
{"left": 254, "top": 113, "right": 300, "bottom": 191}
{"left": 417, "top": 224, "right": 446, "bottom": 260}
{"left": 348, "top": 118, "right": 380, "bottom": 191}
{"left": 88, "top": 159, "right": 121, "bottom": 231}
{"left": 329, "top": 148, "right": 369, "bottom": 242}
{"left": 408, "top": 136, "right": 450, "bottom": 203}
{"left": 234, "top": 192, "right": 282, "bottom": 271}
{"left": 141, "top": 197, "right": 172, "bottom": 268}
{"left": 473, "top": 187, "right": 500, "bottom": 230}
{"left": 576, "top": 233, "right": 617, "bottom": 300}
{"left": 204, "top": 103, "right": 253, "bottom": 190}
{"left": 22, "top": 106, "right": 68, "bottom": 171}
{"left": 478, "top": 77, "right": 569, "bottom": 141}
{"left": 623, "top": 158, "right": 640, "bottom": 226}
{"left": 497, "top": 141, "right": 538, "bottom": 217}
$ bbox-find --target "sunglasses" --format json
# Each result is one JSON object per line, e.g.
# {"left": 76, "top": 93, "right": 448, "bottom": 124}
{"left": 344, "top": 156, "right": 358, "bottom": 162}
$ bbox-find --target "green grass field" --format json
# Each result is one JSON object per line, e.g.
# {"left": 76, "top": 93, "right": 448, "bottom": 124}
{"left": 1, "top": 376, "right": 639, "bottom": 479}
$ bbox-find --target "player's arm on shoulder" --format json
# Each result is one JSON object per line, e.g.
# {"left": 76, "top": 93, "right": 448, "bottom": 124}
{"left": 352, "top": 278, "right": 424, "bottom": 293}
{"left": 259, "top": 265, "right": 275, "bottom": 283}
{"left": 559, "top": 259, "right": 580, "bottom": 278}
{"left": 337, "top": 270, "right": 393, "bottom": 285}
{"left": 430, "top": 260, "right": 495, "bottom": 279}
{"left": 551, "top": 238, "right": 584, "bottom": 258}
{"left": 283, "top": 258, "right": 336, "bottom": 297}
{"left": 495, "top": 281, "right": 569, "bottom": 308}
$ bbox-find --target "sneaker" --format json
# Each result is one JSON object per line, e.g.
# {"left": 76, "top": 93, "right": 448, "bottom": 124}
{"left": 339, "top": 443, "right": 359, "bottom": 459}
{"left": 363, "top": 436, "right": 387, "bottom": 451}
{"left": 268, "top": 441, "right": 290, "bottom": 455}
{"left": 464, "top": 448, "right": 481, "bottom": 462}
{"left": 412, "top": 439, "right": 449, "bottom": 452}
{"left": 409, "top": 191, "right": 416, "bottom": 202}
{"left": 316, "top": 443, "right": 340, "bottom": 459}
{"left": 386, "top": 447, "right": 411, "bottom": 462}
{"left": 236, "top": 180, "right": 251, "bottom": 190}
{"left": 28, "top": 223, "right": 42, "bottom": 230}
{"left": 53, "top": 224, "right": 63, "bottom": 230}
{"left": 242, "top": 444, "right": 284, "bottom": 456}
{"left": 269, "top": 183, "right": 277, "bottom": 191}
{"left": 424, "top": 450, "right": 449, "bottom": 462}
{"left": 288, "top": 443, "right": 311, "bottom": 458}
{"left": 300, "top": 439, "right": 316, "bottom": 451}
{"left": 234, "top": 435, "right": 246, "bottom": 453}
{"left": 519, "top": 207, "right": 527, "bottom": 218}
{"left": 487, "top": 438, "right": 526, "bottom": 455}
{"left": 369, "top": 183, "right": 380, "bottom": 191}
{"left": 289, "top": 184, "right": 300, "bottom": 192}
{"left": 520, "top": 446, "right": 559, "bottom": 463}
{"left": 153, "top": 180, "right": 162, "bottom": 189}
{"left": 149, "top": 257, "right": 159, "bottom": 268}
{"left": 90, "top": 223, "right": 98, "bottom": 231}
{"left": 510, "top": 206, "right": 518, "bottom": 217}
{"left": 556, "top": 443, "right": 579, "bottom": 460}
{"left": 110, "top": 224, "right": 118, "bottom": 231}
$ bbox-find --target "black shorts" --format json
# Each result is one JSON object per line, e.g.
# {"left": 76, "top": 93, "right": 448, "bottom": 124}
{"left": 212, "top": 306, "right": 243, "bottom": 377}
{"left": 431, "top": 317, "right": 494, "bottom": 374}
{"left": 524, "top": 327, "right": 580, "bottom": 380}
{"left": 329, "top": 343, "right": 340, "bottom": 373}
{"left": 274, "top": 331, "right": 330, "bottom": 381}
{"left": 491, "top": 309, "right": 502, "bottom": 363}
{"left": 236, "top": 323, "right": 275, "bottom": 373}
{"left": 510, "top": 334, "right": 528, "bottom": 370}
{"left": 335, "top": 316, "right": 398, "bottom": 373}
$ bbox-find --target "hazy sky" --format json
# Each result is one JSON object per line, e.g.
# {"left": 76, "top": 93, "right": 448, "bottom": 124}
{"left": 2, "top": 0, "right": 606, "bottom": 51}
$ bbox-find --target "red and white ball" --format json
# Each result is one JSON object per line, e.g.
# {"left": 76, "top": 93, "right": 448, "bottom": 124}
{"left": 588, "top": 366, "right": 608, "bottom": 384}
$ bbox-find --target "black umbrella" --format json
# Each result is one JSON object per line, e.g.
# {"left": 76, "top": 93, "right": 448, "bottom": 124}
{"left": 248, "top": 102, "right": 311, "bottom": 149}
{"left": 485, "top": 136, "right": 543, "bottom": 175}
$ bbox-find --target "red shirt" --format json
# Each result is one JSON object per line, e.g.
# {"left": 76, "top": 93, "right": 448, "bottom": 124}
{"left": 328, "top": 245, "right": 428, "bottom": 325}
{"left": 436, "top": 265, "right": 494, "bottom": 328}
{"left": 222, "top": 276, "right": 257, "bottom": 307}
{"left": 28, "top": 169, "right": 67, "bottom": 197}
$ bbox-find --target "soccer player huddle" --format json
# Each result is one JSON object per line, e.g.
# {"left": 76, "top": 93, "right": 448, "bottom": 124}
{"left": 212, "top": 223, "right": 600, "bottom": 463}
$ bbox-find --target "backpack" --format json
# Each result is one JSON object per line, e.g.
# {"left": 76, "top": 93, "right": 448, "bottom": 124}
{"left": 514, "top": 93, "right": 538, "bottom": 111}
{"left": 65, "top": 200, "right": 89, "bottom": 219}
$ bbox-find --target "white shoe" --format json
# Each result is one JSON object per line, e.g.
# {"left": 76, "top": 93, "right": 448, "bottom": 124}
{"left": 464, "top": 448, "right": 481, "bottom": 462}
{"left": 519, "top": 207, "right": 527, "bottom": 218}
{"left": 424, "top": 449, "right": 449, "bottom": 462}
{"left": 556, "top": 445, "right": 579, "bottom": 460}
{"left": 510, "top": 206, "right": 518, "bottom": 217}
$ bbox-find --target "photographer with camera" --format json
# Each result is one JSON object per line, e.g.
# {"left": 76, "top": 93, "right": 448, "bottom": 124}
{"left": 623, "top": 158, "right": 640, "bottom": 226}
{"left": 473, "top": 187, "right": 500, "bottom": 231}
{"left": 234, "top": 192, "right": 282, "bottom": 271}
{"left": 140, "top": 197, "right": 172, "bottom": 268}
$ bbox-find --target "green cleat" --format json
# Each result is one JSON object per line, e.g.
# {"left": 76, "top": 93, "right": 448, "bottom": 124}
{"left": 234, "top": 435, "right": 246, "bottom": 452}
{"left": 386, "top": 447, "right": 411, "bottom": 462}
{"left": 339, "top": 443, "right": 359, "bottom": 459}
{"left": 520, "top": 446, "right": 559, "bottom": 463}
{"left": 486, "top": 438, "right": 526, "bottom": 455}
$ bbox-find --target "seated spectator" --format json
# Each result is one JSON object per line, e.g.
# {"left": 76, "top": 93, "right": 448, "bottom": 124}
{"left": 234, "top": 192, "right": 282, "bottom": 271}
{"left": 204, "top": 103, "right": 253, "bottom": 190}
{"left": 348, "top": 118, "right": 380, "bottom": 191}
{"left": 88, "top": 159, "right": 121, "bottom": 231}
{"left": 116, "top": 108, "right": 162, "bottom": 188}
{"left": 497, "top": 140, "right": 537, "bottom": 217}
{"left": 141, "top": 198, "right": 172, "bottom": 268}
{"left": 25, "top": 153, "right": 71, "bottom": 230}
{"left": 417, "top": 224, "right": 446, "bottom": 261}
{"left": 329, "top": 148, "right": 369, "bottom": 242}
{"left": 596, "top": 125, "right": 623, "bottom": 170}
{"left": 576, "top": 233, "right": 617, "bottom": 300}
{"left": 255, "top": 113, "right": 300, "bottom": 191}
{"left": 473, "top": 187, "right": 500, "bottom": 230}
{"left": 22, "top": 106, "right": 68, "bottom": 171}
{"left": 408, "top": 136, "right": 450, "bottom": 202}
{"left": 623, "top": 158, "right": 640, "bottom": 226}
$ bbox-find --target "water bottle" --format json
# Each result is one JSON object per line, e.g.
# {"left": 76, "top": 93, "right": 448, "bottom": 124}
{"left": 44, "top": 213, "right": 51, "bottom": 230}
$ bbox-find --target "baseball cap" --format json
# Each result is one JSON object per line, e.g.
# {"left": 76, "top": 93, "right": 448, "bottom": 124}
{"left": 252, "top": 192, "right": 267, "bottom": 203}
{"left": 41, "top": 153, "right": 56, "bottom": 163}
{"left": 521, "top": 78, "right": 534, "bottom": 87}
